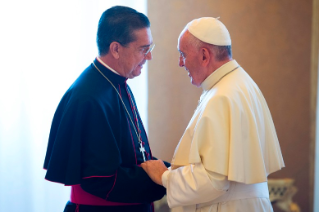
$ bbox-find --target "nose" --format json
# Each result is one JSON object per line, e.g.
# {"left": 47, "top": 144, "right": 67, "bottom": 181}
{"left": 179, "top": 56, "right": 184, "bottom": 67}
{"left": 145, "top": 51, "right": 152, "bottom": 60}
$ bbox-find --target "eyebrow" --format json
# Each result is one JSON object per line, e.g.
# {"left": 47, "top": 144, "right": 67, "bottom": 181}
{"left": 139, "top": 43, "right": 152, "bottom": 48}
{"left": 178, "top": 50, "right": 185, "bottom": 55}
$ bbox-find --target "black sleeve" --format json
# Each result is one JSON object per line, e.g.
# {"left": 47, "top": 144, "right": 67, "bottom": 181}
{"left": 81, "top": 165, "right": 166, "bottom": 203}
{"left": 163, "top": 161, "right": 171, "bottom": 168}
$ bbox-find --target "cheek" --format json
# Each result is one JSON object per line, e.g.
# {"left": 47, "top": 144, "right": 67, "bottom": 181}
{"left": 188, "top": 63, "right": 201, "bottom": 78}
{"left": 185, "top": 60, "right": 195, "bottom": 71}
{"left": 131, "top": 55, "right": 143, "bottom": 66}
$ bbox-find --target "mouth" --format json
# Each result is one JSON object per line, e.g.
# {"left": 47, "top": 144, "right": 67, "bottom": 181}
{"left": 138, "top": 61, "right": 146, "bottom": 68}
{"left": 185, "top": 68, "right": 190, "bottom": 77}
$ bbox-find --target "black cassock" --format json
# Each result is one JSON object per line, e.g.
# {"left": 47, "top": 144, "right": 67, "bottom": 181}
{"left": 44, "top": 58, "right": 168, "bottom": 212}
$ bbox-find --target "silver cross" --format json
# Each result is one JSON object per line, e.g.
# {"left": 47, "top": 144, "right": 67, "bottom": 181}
{"left": 139, "top": 142, "right": 146, "bottom": 162}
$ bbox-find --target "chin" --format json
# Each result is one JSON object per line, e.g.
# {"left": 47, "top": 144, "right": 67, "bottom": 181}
{"left": 191, "top": 79, "right": 201, "bottom": 87}
{"left": 135, "top": 68, "right": 142, "bottom": 76}
{"left": 128, "top": 71, "right": 141, "bottom": 79}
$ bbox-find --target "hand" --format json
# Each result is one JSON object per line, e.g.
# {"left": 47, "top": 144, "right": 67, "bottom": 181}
{"left": 141, "top": 159, "right": 168, "bottom": 185}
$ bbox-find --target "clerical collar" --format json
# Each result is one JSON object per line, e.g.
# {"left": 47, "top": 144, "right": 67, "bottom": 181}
{"left": 96, "top": 57, "right": 120, "bottom": 75}
{"left": 201, "top": 60, "right": 240, "bottom": 91}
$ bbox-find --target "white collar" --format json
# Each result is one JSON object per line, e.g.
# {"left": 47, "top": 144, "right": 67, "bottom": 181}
{"left": 201, "top": 60, "right": 240, "bottom": 91}
{"left": 96, "top": 57, "right": 120, "bottom": 75}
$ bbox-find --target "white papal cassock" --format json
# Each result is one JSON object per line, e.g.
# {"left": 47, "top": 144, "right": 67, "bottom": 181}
{"left": 161, "top": 60, "right": 285, "bottom": 212}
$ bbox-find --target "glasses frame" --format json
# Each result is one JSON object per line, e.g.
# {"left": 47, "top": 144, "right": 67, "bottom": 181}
{"left": 143, "top": 43, "right": 155, "bottom": 56}
{"left": 117, "top": 41, "right": 155, "bottom": 57}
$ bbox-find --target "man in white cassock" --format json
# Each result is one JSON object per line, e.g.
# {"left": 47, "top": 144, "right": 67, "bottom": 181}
{"left": 141, "top": 17, "right": 285, "bottom": 212}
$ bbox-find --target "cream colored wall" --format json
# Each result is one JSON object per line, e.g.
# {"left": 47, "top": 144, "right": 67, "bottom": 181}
{"left": 311, "top": 0, "right": 319, "bottom": 211}
{"left": 147, "top": 0, "right": 313, "bottom": 211}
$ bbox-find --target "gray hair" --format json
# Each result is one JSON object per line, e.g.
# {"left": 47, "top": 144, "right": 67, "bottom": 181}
{"left": 187, "top": 31, "right": 232, "bottom": 61}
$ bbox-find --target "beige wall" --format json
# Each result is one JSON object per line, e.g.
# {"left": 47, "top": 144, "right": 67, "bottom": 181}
{"left": 147, "top": 0, "right": 313, "bottom": 211}
{"left": 311, "top": 0, "right": 319, "bottom": 210}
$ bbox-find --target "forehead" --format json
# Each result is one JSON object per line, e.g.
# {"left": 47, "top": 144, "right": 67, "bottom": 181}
{"left": 131, "top": 28, "right": 153, "bottom": 46}
{"left": 177, "top": 31, "right": 189, "bottom": 52}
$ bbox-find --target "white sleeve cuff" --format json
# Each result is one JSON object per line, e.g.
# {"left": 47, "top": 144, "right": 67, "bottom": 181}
{"left": 162, "top": 170, "right": 170, "bottom": 188}
{"left": 165, "top": 163, "right": 229, "bottom": 208}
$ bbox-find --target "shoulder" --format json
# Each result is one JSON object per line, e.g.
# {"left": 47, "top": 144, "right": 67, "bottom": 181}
{"left": 57, "top": 84, "right": 118, "bottom": 119}
{"left": 209, "top": 69, "right": 261, "bottom": 101}
{"left": 65, "top": 64, "right": 118, "bottom": 103}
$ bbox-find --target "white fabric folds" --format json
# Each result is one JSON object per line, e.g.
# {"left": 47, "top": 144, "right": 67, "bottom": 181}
{"left": 171, "top": 60, "right": 285, "bottom": 184}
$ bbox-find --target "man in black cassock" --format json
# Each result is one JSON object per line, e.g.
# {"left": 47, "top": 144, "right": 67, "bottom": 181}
{"left": 43, "top": 6, "right": 169, "bottom": 212}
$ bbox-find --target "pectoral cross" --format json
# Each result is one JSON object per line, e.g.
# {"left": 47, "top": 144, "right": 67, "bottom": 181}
{"left": 139, "top": 142, "right": 146, "bottom": 162}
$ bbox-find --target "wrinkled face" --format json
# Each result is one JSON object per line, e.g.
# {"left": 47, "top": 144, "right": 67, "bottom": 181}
{"left": 119, "top": 28, "right": 153, "bottom": 79}
{"left": 177, "top": 31, "right": 205, "bottom": 87}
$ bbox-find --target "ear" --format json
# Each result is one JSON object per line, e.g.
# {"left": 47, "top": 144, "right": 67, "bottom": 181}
{"left": 109, "top": 42, "right": 121, "bottom": 59}
{"left": 201, "top": 47, "right": 211, "bottom": 67}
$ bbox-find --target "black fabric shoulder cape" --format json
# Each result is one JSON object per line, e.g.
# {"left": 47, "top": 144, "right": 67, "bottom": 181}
{"left": 44, "top": 59, "right": 168, "bottom": 203}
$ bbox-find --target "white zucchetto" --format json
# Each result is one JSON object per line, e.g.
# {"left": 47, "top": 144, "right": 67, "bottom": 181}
{"left": 186, "top": 17, "right": 231, "bottom": 46}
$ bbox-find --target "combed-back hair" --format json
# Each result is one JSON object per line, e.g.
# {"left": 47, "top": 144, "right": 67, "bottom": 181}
{"left": 212, "top": 45, "right": 232, "bottom": 61}
{"left": 96, "top": 6, "right": 150, "bottom": 56}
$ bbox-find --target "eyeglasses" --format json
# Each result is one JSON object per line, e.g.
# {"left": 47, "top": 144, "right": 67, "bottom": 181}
{"left": 142, "top": 43, "right": 155, "bottom": 56}
{"left": 118, "top": 42, "right": 155, "bottom": 57}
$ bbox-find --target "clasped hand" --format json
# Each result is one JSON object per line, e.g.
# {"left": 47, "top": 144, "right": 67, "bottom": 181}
{"left": 141, "top": 159, "right": 168, "bottom": 186}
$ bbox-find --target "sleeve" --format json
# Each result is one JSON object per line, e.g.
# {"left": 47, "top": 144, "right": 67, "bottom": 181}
{"left": 163, "top": 163, "right": 229, "bottom": 208}
{"left": 81, "top": 165, "right": 166, "bottom": 203}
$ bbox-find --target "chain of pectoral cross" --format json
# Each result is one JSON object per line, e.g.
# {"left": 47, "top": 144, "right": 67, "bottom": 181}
{"left": 93, "top": 62, "right": 147, "bottom": 162}
{"left": 125, "top": 85, "right": 147, "bottom": 162}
